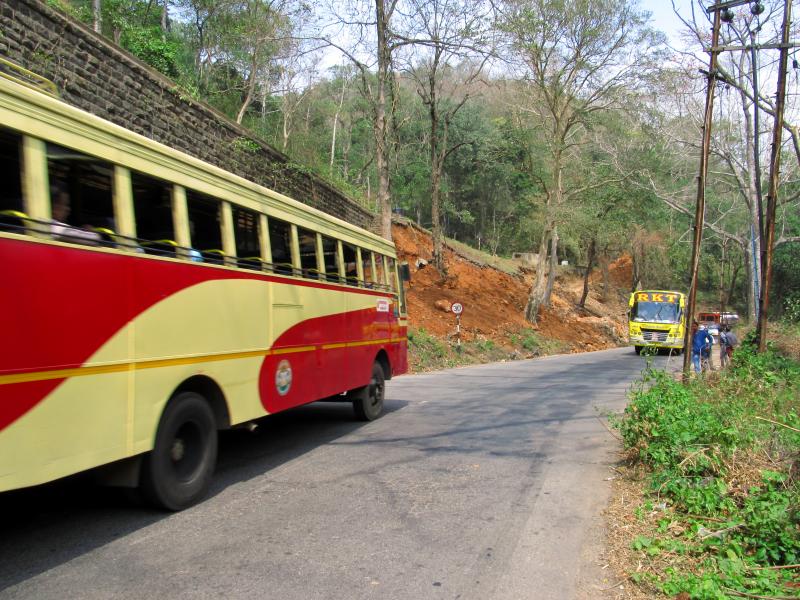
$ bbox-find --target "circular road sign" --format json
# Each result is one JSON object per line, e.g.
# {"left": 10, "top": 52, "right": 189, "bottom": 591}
{"left": 451, "top": 302, "right": 463, "bottom": 315}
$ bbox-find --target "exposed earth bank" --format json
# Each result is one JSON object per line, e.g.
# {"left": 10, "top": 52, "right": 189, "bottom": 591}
{"left": 393, "top": 220, "right": 632, "bottom": 370}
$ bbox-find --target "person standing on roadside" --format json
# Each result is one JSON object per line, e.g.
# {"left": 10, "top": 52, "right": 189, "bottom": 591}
{"left": 692, "top": 323, "right": 714, "bottom": 374}
{"left": 724, "top": 325, "right": 738, "bottom": 364}
{"left": 719, "top": 326, "right": 730, "bottom": 368}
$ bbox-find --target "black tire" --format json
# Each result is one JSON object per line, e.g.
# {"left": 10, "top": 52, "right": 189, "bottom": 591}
{"left": 634, "top": 345, "right": 643, "bottom": 355}
{"left": 352, "top": 362, "right": 385, "bottom": 421}
{"left": 140, "top": 391, "right": 217, "bottom": 511}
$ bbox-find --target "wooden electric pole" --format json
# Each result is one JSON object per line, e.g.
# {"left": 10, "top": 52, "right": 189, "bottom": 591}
{"left": 756, "top": 0, "right": 792, "bottom": 352}
{"left": 683, "top": 5, "right": 725, "bottom": 376}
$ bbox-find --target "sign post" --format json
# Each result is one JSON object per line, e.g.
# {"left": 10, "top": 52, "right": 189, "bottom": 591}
{"left": 451, "top": 302, "right": 463, "bottom": 346}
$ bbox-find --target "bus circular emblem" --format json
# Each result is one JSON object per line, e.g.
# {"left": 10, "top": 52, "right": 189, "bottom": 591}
{"left": 275, "top": 360, "right": 293, "bottom": 396}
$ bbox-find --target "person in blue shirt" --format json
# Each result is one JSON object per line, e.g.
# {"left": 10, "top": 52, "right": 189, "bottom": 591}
{"left": 692, "top": 323, "right": 714, "bottom": 374}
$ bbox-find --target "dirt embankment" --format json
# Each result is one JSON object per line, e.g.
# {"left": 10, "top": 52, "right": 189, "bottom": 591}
{"left": 393, "top": 221, "right": 632, "bottom": 358}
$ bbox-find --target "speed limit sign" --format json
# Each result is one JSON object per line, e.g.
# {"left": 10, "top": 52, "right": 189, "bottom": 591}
{"left": 451, "top": 302, "right": 463, "bottom": 315}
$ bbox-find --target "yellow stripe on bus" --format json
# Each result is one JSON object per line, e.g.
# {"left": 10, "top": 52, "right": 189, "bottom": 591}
{"left": 0, "top": 338, "right": 407, "bottom": 386}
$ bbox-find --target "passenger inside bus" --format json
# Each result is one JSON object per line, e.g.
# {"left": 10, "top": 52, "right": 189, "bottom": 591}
{"left": 49, "top": 184, "right": 102, "bottom": 245}
{"left": 47, "top": 143, "right": 118, "bottom": 246}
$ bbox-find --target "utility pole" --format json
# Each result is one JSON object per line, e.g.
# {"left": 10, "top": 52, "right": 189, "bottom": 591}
{"left": 683, "top": 4, "right": 725, "bottom": 376}
{"left": 682, "top": 0, "right": 773, "bottom": 375}
{"left": 756, "top": 0, "right": 792, "bottom": 351}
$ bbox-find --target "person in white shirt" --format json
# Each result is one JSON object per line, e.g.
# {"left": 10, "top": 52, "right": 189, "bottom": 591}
{"left": 50, "top": 185, "right": 101, "bottom": 244}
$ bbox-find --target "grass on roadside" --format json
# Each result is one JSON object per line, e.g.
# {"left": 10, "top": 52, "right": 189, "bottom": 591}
{"left": 611, "top": 340, "right": 800, "bottom": 599}
{"left": 407, "top": 327, "right": 566, "bottom": 373}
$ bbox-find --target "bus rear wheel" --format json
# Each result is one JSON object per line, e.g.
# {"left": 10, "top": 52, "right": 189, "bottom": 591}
{"left": 352, "top": 362, "right": 385, "bottom": 421}
{"left": 140, "top": 391, "right": 218, "bottom": 511}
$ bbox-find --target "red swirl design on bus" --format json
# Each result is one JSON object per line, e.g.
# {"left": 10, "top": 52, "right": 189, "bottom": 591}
{"left": 0, "top": 238, "right": 405, "bottom": 432}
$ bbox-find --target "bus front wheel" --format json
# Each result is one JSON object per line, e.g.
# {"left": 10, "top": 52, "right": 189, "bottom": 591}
{"left": 634, "top": 345, "right": 643, "bottom": 355}
{"left": 352, "top": 362, "right": 385, "bottom": 421}
{"left": 140, "top": 391, "right": 218, "bottom": 511}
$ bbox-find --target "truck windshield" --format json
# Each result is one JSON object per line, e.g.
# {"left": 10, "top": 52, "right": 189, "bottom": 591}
{"left": 632, "top": 301, "right": 680, "bottom": 324}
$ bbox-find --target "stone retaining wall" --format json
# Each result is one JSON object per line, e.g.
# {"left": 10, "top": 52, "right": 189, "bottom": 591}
{"left": 0, "top": 0, "right": 376, "bottom": 231}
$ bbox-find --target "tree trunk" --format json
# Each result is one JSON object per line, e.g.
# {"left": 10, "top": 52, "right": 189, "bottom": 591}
{"left": 282, "top": 104, "right": 290, "bottom": 151}
{"left": 93, "top": 0, "right": 102, "bottom": 33}
{"left": 579, "top": 238, "right": 596, "bottom": 309}
{"left": 727, "top": 259, "right": 741, "bottom": 309}
{"left": 236, "top": 51, "right": 260, "bottom": 125}
{"left": 524, "top": 228, "right": 551, "bottom": 324}
{"left": 161, "top": 0, "right": 169, "bottom": 40}
{"left": 599, "top": 252, "right": 610, "bottom": 302}
{"left": 745, "top": 232, "right": 759, "bottom": 321}
{"left": 738, "top": 65, "right": 763, "bottom": 322}
{"left": 544, "top": 227, "right": 558, "bottom": 307}
{"left": 429, "top": 94, "right": 443, "bottom": 272}
{"left": 374, "top": 0, "right": 393, "bottom": 241}
{"left": 329, "top": 78, "right": 347, "bottom": 176}
{"left": 631, "top": 234, "right": 643, "bottom": 291}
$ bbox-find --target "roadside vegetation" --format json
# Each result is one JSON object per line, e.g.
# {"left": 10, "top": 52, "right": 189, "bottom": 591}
{"left": 407, "top": 327, "right": 565, "bottom": 373}
{"left": 611, "top": 338, "right": 800, "bottom": 599}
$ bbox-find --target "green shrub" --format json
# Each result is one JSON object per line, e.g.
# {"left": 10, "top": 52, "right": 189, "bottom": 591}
{"left": 614, "top": 348, "right": 800, "bottom": 597}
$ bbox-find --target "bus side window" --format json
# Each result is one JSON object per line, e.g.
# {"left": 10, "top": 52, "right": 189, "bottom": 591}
{"left": 132, "top": 172, "right": 175, "bottom": 256}
{"left": 362, "top": 250, "right": 375, "bottom": 287}
{"left": 342, "top": 242, "right": 358, "bottom": 286}
{"left": 186, "top": 190, "right": 224, "bottom": 264}
{"left": 375, "top": 254, "right": 388, "bottom": 290}
{"left": 47, "top": 142, "right": 115, "bottom": 245}
{"left": 297, "top": 227, "right": 319, "bottom": 279}
{"left": 269, "top": 217, "right": 294, "bottom": 275}
{"left": 321, "top": 235, "right": 340, "bottom": 282}
{"left": 233, "top": 205, "right": 261, "bottom": 270}
{"left": 0, "top": 128, "right": 25, "bottom": 234}
{"left": 386, "top": 257, "right": 397, "bottom": 292}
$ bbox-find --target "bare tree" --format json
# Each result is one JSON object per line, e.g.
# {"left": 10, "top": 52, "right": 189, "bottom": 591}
{"left": 502, "top": 0, "right": 662, "bottom": 324}
{"left": 329, "top": 67, "right": 354, "bottom": 176}
{"left": 394, "top": 0, "right": 496, "bottom": 273}
{"left": 233, "top": 0, "right": 297, "bottom": 125}
{"left": 317, "top": 0, "right": 408, "bottom": 239}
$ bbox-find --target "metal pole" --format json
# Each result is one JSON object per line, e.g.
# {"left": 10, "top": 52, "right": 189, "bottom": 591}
{"left": 683, "top": 8, "right": 723, "bottom": 376}
{"left": 757, "top": 0, "right": 792, "bottom": 352}
{"left": 750, "top": 22, "right": 764, "bottom": 322}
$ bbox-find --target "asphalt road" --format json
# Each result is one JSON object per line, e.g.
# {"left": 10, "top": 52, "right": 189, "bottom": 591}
{"left": 0, "top": 348, "right": 679, "bottom": 600}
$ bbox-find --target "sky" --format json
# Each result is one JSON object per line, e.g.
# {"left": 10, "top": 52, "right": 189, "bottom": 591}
{"left": 640, "top": 0, "right": 695, "bottom": 44}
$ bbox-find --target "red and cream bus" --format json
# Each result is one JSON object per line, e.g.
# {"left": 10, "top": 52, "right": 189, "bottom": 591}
{"left": 0, "top": 65, "right": 408, "bottom": 510}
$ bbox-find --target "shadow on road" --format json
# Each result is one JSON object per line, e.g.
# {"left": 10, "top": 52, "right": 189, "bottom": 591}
{"left": 0, "top": 398, "right": 407, "bottom": 591}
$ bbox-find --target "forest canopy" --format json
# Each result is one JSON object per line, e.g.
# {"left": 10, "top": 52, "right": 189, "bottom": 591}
{"left": 55, "top": 0, "right": 800, "bottom": 323}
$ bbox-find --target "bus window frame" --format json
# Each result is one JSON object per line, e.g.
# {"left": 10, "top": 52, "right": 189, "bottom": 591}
{"left": 355, "top": 247, "right": 365, "bottom": 284}
{"left": 259, "top": 214, "right": 271, "bottom": 268}
{"left": 289, "top": 224, "right": 301, "bottom": 275}
{"left": 220, "top": 200, "right": 235, "bottom": 265}
{"left": 315, "top": 232, "right": 326, "bottom": 280}
{"left": 377, "top": 254, "right": 389, "bottom": 290}
{"left": 112, "top": 166, "right": 136, "bottom": 246}
{"left": 171, "top": 185, "right": 191, "bottom": 260}
{"left": 370, "top": 252, "right": 378, "bottom": 286}
{"left": 319, "top": 233, "right": 340, "bottom": 283}
{"left": 386, "top": 256, "right": 398, "bottom": 293}
{"left": 336, "top": 240, "right": 346, "bottom": 283}
{"left": 21, "top": 136, "right": 50, "bottom": 226}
